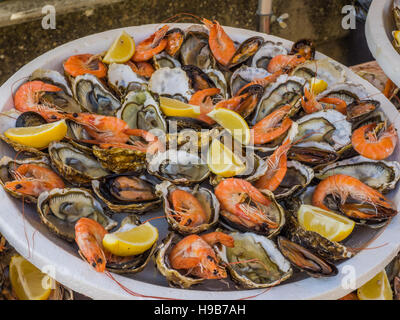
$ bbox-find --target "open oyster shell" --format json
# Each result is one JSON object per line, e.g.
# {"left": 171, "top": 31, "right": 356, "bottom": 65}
{"left": 37, "top": 188, "right": 117, "bottom": 242}
{"left": 155, "top": 181, "right": 219, "bottom": 235}
{"left": 92, "top": 173, "right": 161, "bottom": 214}
{"left": 251, "top": 41, "right": 288, "bottom": 70}
{"left": 107, "top": 63, "right": 147, "bottom": 97}
{"left": 215, "top": 232, "right": 293, "bottom": 288}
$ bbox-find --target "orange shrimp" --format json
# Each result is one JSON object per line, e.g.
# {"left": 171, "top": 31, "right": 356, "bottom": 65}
{"left": 132, "top": 25, "right": 169, "bottom": 62}
{"left": 301, "top": 87, "right": 347, "bottom": 114}
{"left": 168, "top": 189, "right": 207, "bottom": 227}
{"left": 75, "top": 218, "right": 109, "bottom": 272}
{"left": 250, "top": 105, "right": 293, "bottom": 145}
{"left": 165, "top": 28, "right": 184, "bottom": 57}
{"left": 202, "top": 18, "right": 236, "bottom": 67}
{"left": 13, "top": 81, "right": 65, "bottom": 122}
{"left": 4, "top": 164, "right": 64, "bottom": 197}
{"left": 169, "top": 231, "right": 234, "bottom": 279}
{"left": 255, "top": 139, "right": 292, "bottom": 192}
{"left": 318, "top": 97, "right": 347, "bottom": 114}
{"left": 338, "top": 292, "right": 359, "bottom": 300}
{"left": 235, "top": 70, "right": 284, "bottom": 96}
{"left": 126, "top": 61, "right": 155, "bottom": 78}
{"left": 63, "top": 54, "right": 107, "bottom": 78}
{"left": 215, "top": 178, "right": 278, "bottom": 232}
{"left": 215, "top": 89, "right": 260, "bottom": 118}
{"left": 189, "top": 88, "right": 220, "bottom": 125}
{"left": 312, "top": 174, "right": 397, "bottom": 220}
{"left": 351, "top": 123, "right": 397, "bottom": 160}
{"left": 267, "top": 54, "right": 306, "bottom": 73}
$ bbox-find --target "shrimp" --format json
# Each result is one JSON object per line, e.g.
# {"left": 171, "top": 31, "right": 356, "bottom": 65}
{"left": 301, "top": 87, "right": 347, "bottom": 114}
{"left": 250, "top": 105, "right": 293, "bottom": 145}
{"left": 168, "top": 189, "right": 207, "bottom": 227}
{"left": 215, "top": 178, "right": 279, "bottom": 232}
{"left": 13, "top": 81, "right": 65, "bottom": 122}
{"left": 75, "top": 218, "right": 109, "bottom": 272}
{"left": 255, "top": 139, "right": 292, "bottom": 192}
{"left": 312, "top": 174, "right": 397, "bottom": 220}
{"left": 235, "top": 70, "right": 284, "bottom": 96}
{"left": 4, "top": 164, "right": 64, "bottom": 197}
{"left": 267, "top": 54, "right": 306, "bottom": 73}
{"left": 126, "top": 61, "right": 155, "bottom": 78}
{"left": 189, "top": 88, "right": 221, "bottom": 125}
{"left": 351, "top": 122, "right": 397, "bottom": 160}
{"left": 202, "top": 18, "right": 236, "bottom": 67}
{"left": 169, "top": 231, "right": 234, "bottom": 279}
{"left": 64, "top": 113, "right": 165, "bottom": 154}
{"left": 132, "top": 25, "right": 169, "bottom": 62}
{"left": 63, "top": 54, "right": 107, "bottom": 78}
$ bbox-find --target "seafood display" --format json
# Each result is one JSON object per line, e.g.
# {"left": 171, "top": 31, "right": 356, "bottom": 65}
{"left": 0, "top": 20, "right": 399, "bottom": 298}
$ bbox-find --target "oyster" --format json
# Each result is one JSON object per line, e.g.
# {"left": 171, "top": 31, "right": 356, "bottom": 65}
{"left": 346, "top": 99, "right": 380, "bottom": 124}
{"left": 37, "top": 188, "right": 117, "bottom": 241}
{"left": 148, "top": 67, "right": 192, "bottom": 102}
{"left": 117, "top": 90, "right": 167, "bottom": 133}
{"left": 49, "top": 141, "right": 109, "bottom": 185}
{"left": 72, "top": 73, "right": 121, "bottom": 115}
{"left": 107, "top": 63, "right": 147, "bottom": 97}
{"left": 216, "top": 232, "right": 293, "bottom": 288}
{"left": 252, "top": 74, "right": 305, "bottom": 123}
{"left": 15, "top": 112, "right": 47, "bottom": 128}
{"left": 315, "top": 156, "right": 400, "bottom": 193}
{"left": 288, "top": 141, "right": 339, "bottom": 166}
{"left": 105, "top": 216, "right": 157, "bottom": 274}
{"left": 147, "top": 150, "right": 210, "bottom": 185}
{"left": 277, "top": 236, "right": 338, "bottom": 278}
{"left": 92, "top": 174, "right": 161, "bottom": 213}
{"left": 316, "top": 82, "right": 368, "bottom": 105}
{"left": 153, "top": 52, "right": 181, "bottom": 69}
{"left": 204, "top": 68, "right": 228, "bottom": 99}
{"left": 0, "top": 156, "right": 51, "bottom": 203}
{"left": 30, "top": 68, "right": 73, "bottom": 95}
{"left": 230, "top": 65, "right": 270, "bottom": 96}
{"left": 156, "top": 181, "right": 219, "bottom": 234}
{"left": 251, "top": 41, "right": 288, "bottom": 70}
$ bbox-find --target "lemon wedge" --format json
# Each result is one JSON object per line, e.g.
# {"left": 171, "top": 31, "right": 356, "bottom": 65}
{"left": 207, "top": 108, "right": 250, "bottom": 145}
{"left": 393, "top": 30, "right": 400, "bottom": 46}
{"left": 9, "top": 255, "right": 54, "bottom": 300}
{"left": 207, "top": 139, "right": 246, "bottom": 177}
{"left": 4, "top": 119, "right": 67, "bottom": 149}
{"left": 297, "top": 204, "right": 355, "bottom": 242}
{"left": 103, "top": 31, "right": 135, "bottom": 64}
{"left": 159, "top": 96, "right": 201, "bottom": 118}
{"left": 357, "top": 270, "right": 393, "bottom": 300}
{"left": 102, "top": 222, "right": 158, "bottom": 257}
{"left": 309, "top": 78, "right": 328, "bottom": 95}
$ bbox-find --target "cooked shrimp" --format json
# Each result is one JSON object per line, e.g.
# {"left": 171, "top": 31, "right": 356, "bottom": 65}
{"left": 14, "top": 81, "right": 65, "bottom": 122}
{"left": 215, "top": 178, "right": 278, "bottom": 231}
{"left": 312, "top": 174, "right": 397, "bottom": 220}
{"left": 168, "top": 189, "right": 207, "bottom": 227}
{"left": 250, "top": 105, "right": 293, "bottom": 145}
{"left": 255, "top": 139, "right": 292, "bottom": 192}
{"left": 301, "top": 87, "right": 347, "bottom": 114}
{"left": 4, "top": 164, "right": 64, "bottom": 197}
{"left": 63, "top": 54, "right": 107, "bottom": 78}
{"left": 267, "top": 54, "right": 306, "bottom": 73}
{"left": 351, "top": 122, "right": 397, "bottom": 160}
{"left": 202, "top": 18, "right": 236, "bottom": 66}
{"left": 189, "top": 88, "right": 220, "bottom": 125}
{"left": 126, "top": 61, "right": 155, "bottom": 78}
{"left": 169, "top": 232, "right": 234, "bottom": 279}
{"left": 132, "top": 25, "right": 169, "bottom": 62}
{"left": 75, "top": 218, "right": 109, "bottom": 272}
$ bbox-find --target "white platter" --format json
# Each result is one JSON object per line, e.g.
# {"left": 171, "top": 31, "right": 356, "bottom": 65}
{"left": 366, "top": 0, "right": 400, "bottom": 87}
{"left": 0, "top": 23, "right": 399, "bottom": 300}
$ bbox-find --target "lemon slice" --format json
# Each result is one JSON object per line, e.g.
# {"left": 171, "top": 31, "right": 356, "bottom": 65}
{"left": 103, "top": 31, "right": 135, "bottom": 64}
{"left": 102, "top": 222, "right": 158, "bottom": 257}
{"left": 309, "top": 77, "right": 328, "bottom": 95}
{"left": 159, "top": 96, "right": 201, "bottom": 118}
{"left": 9, "top": 255, "right": 54, "bottom": 300}
{"left": 207, "top": 108, "right": 250, "bottom": 145}
{"left": 393, "top": 30, "right": 400, "bottom": 46}
{"left": 357, "top": 270, "right": 393, "bottom": 300}
{"left": 297, "top": 204, "right": 355, "bottom": 242}
{"left": 4, "top": 119, "right": 67, "bottom": 149}
{"left": 207, "top": 139, "right": 246, "bottom": 177}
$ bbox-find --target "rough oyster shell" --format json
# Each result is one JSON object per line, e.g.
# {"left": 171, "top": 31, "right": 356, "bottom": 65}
{"left": 107, "top": 63, "right": 147, "bottom": 97}
{"left": 251, "top": 41, "right": 288, "bottom": 70}
{"left": 230, "top": 65, "right": 270, "bottom": 96}
{"left": 153, "top": 52, "right": 181, "bottom": 69}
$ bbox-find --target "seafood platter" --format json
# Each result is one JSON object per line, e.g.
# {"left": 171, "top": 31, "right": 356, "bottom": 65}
{"left": 0, "top": 21, "right": 399, "bottom": 300}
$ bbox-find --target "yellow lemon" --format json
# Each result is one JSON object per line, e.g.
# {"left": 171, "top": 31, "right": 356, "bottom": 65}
{"left": 103, "top": 31, "right": 135, "bottom": 64}
{"left": 159, "top": 96, "right": 201, "bottom": 118}
{"left": 297, "top": 204, "right": 355, "bottom": 242}
{"left": 207, "top": 108, "right": 250, "bottom": 145}
{"left": 207, "top": 139, "right": 246, "bottom": 177}
{"left": 9, "top": 255, "right": 54, "bottom": 300}
{"left": 393, "top": 30, "right": 400, "bottom": 46}
{"left": 309, "top": 77, "right": 328, "bottom": 95}
{"left": 357, "top": 270, "right": 393, "bottom": 300}
{"left": 4, "top": 119, "right": 67, "bottom": 149}
{"left": 102, "top": 222, "right": 158, "bottom": 257}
